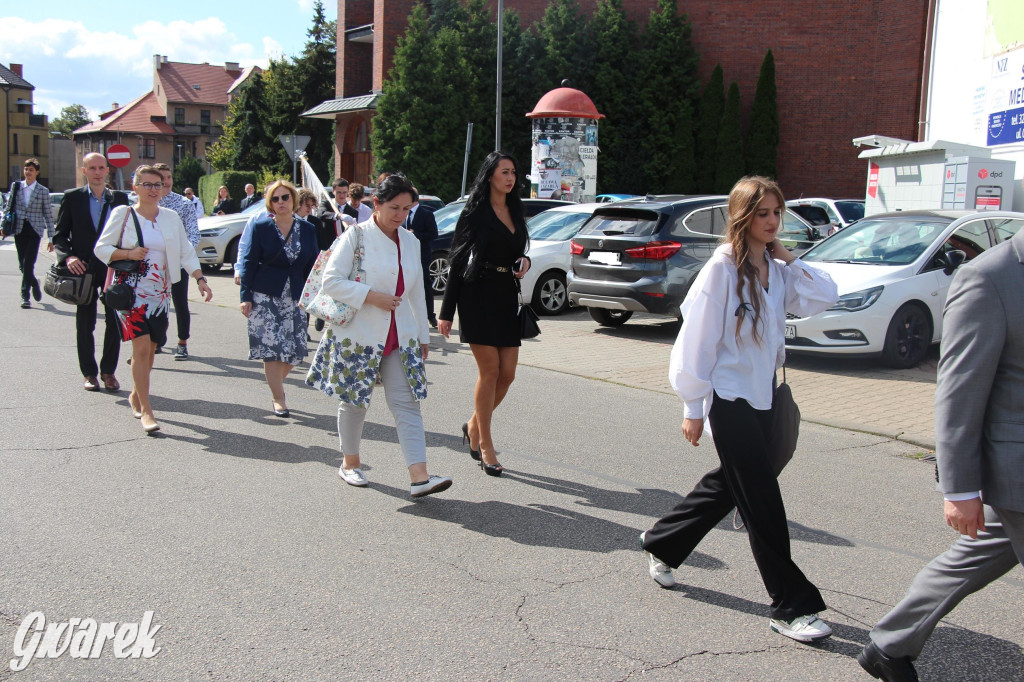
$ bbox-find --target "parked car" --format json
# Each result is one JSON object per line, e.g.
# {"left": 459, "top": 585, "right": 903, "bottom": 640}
{"left": 567, "top": 195, "right": 823, "bottom": 326}
{"left": 787, "top": 198, "right": 864, "bottom": 231}
{"left": 426, "top": 198, "right": 572, "bottom": 295}
{"left": 596, "top": 193, "right": 640, "bottom": 203}
{"left": 520, "top": 203, "right": 602, "bottom": 314}
{"left": 194, "top": 202, "right": 266, "bottom": 271}
{"left": 417, "top": 195, "right": 444, "bottom": 211}
{"left": 786, "top": 210, "right": 1024, "bottom": 367}
{"left": 49, "top": 192, "right": 65, "bottom": 212}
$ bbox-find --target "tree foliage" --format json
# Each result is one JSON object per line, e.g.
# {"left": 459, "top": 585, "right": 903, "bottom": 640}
{"left": 746, "top": 49, "right": 779, "bottom": 179}
{"left": 172, "top": 156, "right": 206, "bottom": 198}
{"left": 49, "top": 104, "right": 91, "bottom": 137}
{"left": 714, "top": 81, "right": 745, "bottom": 194}
{"left": 695, "top": 64, "right": 724, "bottom": 192}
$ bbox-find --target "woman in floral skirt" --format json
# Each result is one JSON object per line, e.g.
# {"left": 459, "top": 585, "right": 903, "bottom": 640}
{"left": 238, "top": 179, "right": 318, "bottom": 417}
{"left": 306, "top": 173, "right": 452, "bottom": 499}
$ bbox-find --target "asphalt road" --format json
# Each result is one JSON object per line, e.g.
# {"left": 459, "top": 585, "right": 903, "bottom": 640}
{"left": 0, "top": 243, "right": 1020, "bottom": 680}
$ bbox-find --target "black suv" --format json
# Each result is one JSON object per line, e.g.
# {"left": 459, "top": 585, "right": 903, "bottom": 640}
{"left": 567, "top": 195, "right": 821, "bottom": 326}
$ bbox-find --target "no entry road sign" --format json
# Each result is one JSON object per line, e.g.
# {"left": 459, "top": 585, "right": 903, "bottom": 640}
{"left": 106, "top": 144, "right": 132, "bottom": 168}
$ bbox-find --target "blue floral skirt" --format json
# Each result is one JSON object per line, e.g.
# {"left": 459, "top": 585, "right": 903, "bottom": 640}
{"left": 248, "top": 292, "right": 308, "bottom": 365}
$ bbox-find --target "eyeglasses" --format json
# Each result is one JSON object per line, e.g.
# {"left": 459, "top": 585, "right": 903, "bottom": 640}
{"left": 270, "top": 194, "right": 291, "bottom": 203}
{"left": 138, "top": 182, "right": 164, "bottom": 191}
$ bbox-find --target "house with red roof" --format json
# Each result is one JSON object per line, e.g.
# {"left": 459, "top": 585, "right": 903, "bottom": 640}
{"left": 73, "top": 55, "right": 259, "bottom": 185}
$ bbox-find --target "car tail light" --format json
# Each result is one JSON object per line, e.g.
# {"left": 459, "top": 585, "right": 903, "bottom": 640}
{"left": 569, "top": 239, "right": 584, "bottom": 255}
{"left": 623, "top": 241, "right": 681, "bottom": 260}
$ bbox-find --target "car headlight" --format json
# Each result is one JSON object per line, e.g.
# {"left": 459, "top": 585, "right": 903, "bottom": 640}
{"left": 827, "top": 285, "right": 883, "bottom": 312}
{"left": 199, "top": 228, "right": 226, "bottom": 237}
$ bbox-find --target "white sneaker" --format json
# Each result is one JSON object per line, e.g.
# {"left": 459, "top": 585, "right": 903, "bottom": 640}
{"left": 410, "top": 475, "right": 453, "bottom": 498}
{"left": 640, "top": 531, "right": 675, "bottom": 588}
{"left": 770, "top": 614, "right": 833, "bottom": 642}
{"left": 339, "top": 466, "right": 368, "bottom": 487}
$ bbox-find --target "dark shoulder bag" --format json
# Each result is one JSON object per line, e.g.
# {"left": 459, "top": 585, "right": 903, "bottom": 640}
{"left": 1, "top": 182, "right": 18, "bottom": 236}
{"left": 516, "top": 277, "right": 541, "bottom": 340}
{"left": 103, "top": 209, "right": 145, "bottom": 311}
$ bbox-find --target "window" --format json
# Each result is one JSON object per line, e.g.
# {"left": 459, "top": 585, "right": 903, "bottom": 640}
{"left": 174, "top": 108, "right": 185, "bottom": 125}
{"left": 991, "top": 218, "right": 1024, "bottom": 243}
{"left": 12, "top": 133, "right": 18, "bottom": 154}
{"left": 200, "top": 110, "right": 210, "bottom": 134}
{"left": 33, "top": 135, "right": 40, "bottom": 155}
{"left": 681, "top": 206, "right": 728, "bottom": 236}
{"left": 354, "top": 121, "right": 368, "bottom": 152}
{"left": 140, "top": 139, "right": 156, "bottom": 159}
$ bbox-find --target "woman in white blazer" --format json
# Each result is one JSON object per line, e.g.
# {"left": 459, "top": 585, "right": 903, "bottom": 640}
{"left": 306, "top": 173, "right": 452, "bottom": 499}
{"left": 640, "top": 176, "right": 839, "bottom": 644}
{"left": 95, "top": 165, "right": 213, "bottom": 433}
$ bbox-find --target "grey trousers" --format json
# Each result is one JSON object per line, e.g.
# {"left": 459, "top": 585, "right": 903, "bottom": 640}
{"left": 337, "top": 352, "right": 427, "bottom": 468}
{"left": 870, "top": 504, "right": 1024, "bottom": 659}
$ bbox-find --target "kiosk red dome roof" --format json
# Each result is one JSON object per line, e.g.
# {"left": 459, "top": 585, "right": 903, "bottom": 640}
{"left": 527, "top": 87, "right": 604, "bottom": 119}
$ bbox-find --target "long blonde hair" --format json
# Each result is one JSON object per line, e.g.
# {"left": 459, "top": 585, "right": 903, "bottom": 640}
{"left": 725, "top": 176, "right": 785, "bottom": 346}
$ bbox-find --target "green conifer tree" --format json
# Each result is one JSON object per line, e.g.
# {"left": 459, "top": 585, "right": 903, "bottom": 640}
{"left": 745, "top": 49, "right": 779, "bottom": 179}
{"left": 714, "top": 81, "right": 745, "bottom": 194}
{"left": 695, "top": 64, "right": 724, "bottom": 192}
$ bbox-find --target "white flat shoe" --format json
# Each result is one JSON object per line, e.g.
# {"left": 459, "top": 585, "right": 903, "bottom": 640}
{"left": 410, "top": 475, "right": 453, "bottom": 498}
{"left": 770, "top": 614, "right": 833, "bottom": 642}
{"left": 640, "top": 531, "right": 675, "bottom": 588}
{"left": 339, "top": 466, "right": 368, "bottom": 487}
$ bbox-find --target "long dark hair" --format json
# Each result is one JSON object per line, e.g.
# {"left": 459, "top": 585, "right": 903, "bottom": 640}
{"left": 448, "top": 151, "right": 527, "bottom": 279}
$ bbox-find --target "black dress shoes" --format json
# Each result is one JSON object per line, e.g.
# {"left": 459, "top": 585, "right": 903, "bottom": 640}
{"left": 31, "top": 279, "right": 41, "bottom": 302}
{"left": 858, "top": 642, "right": 919, "bottom": 682}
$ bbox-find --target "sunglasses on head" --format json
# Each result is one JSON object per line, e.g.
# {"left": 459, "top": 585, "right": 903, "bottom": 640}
{"left": 270, "top": 194, "right": 291, "bottom": 203}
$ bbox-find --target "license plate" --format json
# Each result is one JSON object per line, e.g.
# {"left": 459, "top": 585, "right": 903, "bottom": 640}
{"left": 589, "top": 251, "right": 621, "bottom": 265}
{"left": 785, "top": 325, "right": 796, "bottom": 339}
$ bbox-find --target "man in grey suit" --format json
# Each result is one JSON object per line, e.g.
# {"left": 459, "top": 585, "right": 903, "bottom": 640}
{"left": 858, "top": 226, "right": 1024, "bottom": 681}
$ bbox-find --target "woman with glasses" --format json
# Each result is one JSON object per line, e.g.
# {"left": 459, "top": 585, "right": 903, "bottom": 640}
{"left": 94, "top": 165, "right": 214, "bottom": 433}
{"left": 238, "top": 180, "right": 318, "bottom": 417}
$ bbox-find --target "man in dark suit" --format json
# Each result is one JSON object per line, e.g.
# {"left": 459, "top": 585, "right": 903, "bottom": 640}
{"left": 859, "top": 226, "right": 1024, "bottom": 681}
{"left": 239, "top": 184, "right": 262, "bottom": 211}
{"left": 53, "top": 153, "right": 129, "bottom": 392}
{"left": 404, "top": 189, "right": 438, "bottom": 327}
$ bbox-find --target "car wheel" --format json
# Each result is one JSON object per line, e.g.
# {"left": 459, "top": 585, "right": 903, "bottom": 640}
{"left": 532, "top": 271, "right": 568, "bottom": 315}
{"left": 588, "top": 307, "right": 633, "bottom": 327}
{"left": 881, "top": 303, "right": 932, "bottom": 369}
{"left": 225, "top": 237, "right": 241, "bottom": 264}
{"left": 200, "top": 263, "right": 222, "bottom": 274}
{"left": 429, "top": 252, "right": 449, "bottom": 296}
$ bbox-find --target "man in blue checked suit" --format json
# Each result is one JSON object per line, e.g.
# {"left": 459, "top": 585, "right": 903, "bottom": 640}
{"left": 3, "top": 158, "right": 54, "bottom": 308}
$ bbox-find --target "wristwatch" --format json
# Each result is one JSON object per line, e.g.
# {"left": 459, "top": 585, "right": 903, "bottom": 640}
{"left": 196, "top": 276, "right": 207, "bottom": 283}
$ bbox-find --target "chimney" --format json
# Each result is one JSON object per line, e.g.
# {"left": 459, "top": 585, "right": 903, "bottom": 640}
{"left": 112, "top": 103, "right": 119, "bottom": 110}
{"left": 154, "top": 54, "right": 161, "bottom": 70}
{"left": 225, "top": 61, "right": 240, "bottom": 71}
{"left": 10, "top": 64, "right": 23, "bottom": 77}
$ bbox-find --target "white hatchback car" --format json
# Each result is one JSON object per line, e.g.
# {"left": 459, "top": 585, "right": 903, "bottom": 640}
{"left": 522, "top": 203, "right": 602, "bottom": 314}
{"left": 786, "top": 210, "right": 1024, "bottom": 368}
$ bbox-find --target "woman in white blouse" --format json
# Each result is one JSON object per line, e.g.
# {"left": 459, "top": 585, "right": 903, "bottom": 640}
{"left": 95, "top": 165, "right": 213, "bottom": 433}
{"left": 305, "top": 173, "right": 452, "bottom": 499}
{"left": 639, "top": 176, "right": 838, "bottom": 644}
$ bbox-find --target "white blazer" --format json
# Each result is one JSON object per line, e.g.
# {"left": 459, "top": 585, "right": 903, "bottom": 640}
{"left": 321, "top": 219, "right": 430, "bottom": 348}
{"left": 94, "top": 205, "right": 201, "bottom": 284}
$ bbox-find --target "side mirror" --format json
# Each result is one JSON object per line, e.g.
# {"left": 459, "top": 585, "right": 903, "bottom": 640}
{"left": 943, "top": 249, "right": 966, "bottom": 276}
{"left": 809, "top": 227, "right": 822, "bottom": 241}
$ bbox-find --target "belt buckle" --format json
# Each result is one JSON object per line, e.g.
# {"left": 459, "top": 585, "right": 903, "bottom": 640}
{"left": 495, "top": 265, "right": 509, "bottom": 273}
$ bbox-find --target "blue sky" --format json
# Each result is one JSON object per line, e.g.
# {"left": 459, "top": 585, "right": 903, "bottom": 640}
{"left": 0, "top": 0, "right": 337, "bottom": 121}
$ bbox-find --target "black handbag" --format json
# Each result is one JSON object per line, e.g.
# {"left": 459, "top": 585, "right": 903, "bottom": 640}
{"left": 516, "top": 278, "right": 541, "bottom": 339}
{"left": 102, "top": 208, "right": 144, "bottom": 311}
{"left": 768, "top": 367, "right": 800, "bottom": 475}
{"left": 1, "top": 182, "right": 17, "bottom": 236}
{"left": 44, "top": 264, "right": 95, "bottom": 306}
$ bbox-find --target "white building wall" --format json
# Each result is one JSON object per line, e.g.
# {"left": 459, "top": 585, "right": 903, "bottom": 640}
{"left": 928, "top": 0, "right": 1024, "bottom": 210}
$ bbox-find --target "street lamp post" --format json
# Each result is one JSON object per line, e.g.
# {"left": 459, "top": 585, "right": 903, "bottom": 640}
{"left": 495, "top": 0, "right": 504, "bottom": 151}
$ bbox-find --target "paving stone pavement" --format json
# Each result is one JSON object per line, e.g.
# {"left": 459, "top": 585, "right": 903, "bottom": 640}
{"left": 516, "top": 309, "right": 939, "bottom": 450}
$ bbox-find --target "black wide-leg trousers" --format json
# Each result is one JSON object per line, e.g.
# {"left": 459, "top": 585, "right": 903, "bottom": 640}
{"left": 14, "top": 226, "right": 40, "bottom": 299}
{"left": 643, "top": 392, "right": 826, "bottom": 621}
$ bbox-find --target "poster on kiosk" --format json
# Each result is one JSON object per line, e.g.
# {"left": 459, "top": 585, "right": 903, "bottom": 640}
{"left": 941, "top": 157, "right": 1016, "bottom": 211}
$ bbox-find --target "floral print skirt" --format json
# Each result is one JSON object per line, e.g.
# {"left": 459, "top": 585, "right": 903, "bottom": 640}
{"left": 247, "top": 292, "right": 308, "bottom": 365}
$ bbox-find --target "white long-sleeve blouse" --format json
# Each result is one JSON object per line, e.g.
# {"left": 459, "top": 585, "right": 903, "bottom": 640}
{"left": 669, "top": 244, "right": 838, "bottom": 420}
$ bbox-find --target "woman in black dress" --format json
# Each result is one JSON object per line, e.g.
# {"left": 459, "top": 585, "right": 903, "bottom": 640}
{"left": 438, "top": 151, "right": 531, "bottom": 476}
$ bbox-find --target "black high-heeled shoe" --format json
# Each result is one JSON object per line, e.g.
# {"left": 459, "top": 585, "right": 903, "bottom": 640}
{"left": 462, "top": 422, "right": 481, "bottom": 461}
{"left": 479, "top": 457, "right": 503, "bottom": 477}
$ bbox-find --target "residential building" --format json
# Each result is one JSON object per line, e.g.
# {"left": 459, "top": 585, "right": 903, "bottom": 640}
{"left": 73, "top": 55, "right": 258, "bottom": 185}
{"left": 1, "top": 63, "right": 50, "bottom": 189}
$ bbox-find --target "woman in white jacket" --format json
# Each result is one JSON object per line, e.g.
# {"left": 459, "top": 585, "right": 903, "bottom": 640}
{"left": 95, "top": 165, "right": 213, "bottom": 433}
{"left": 639, "top": 176, "right": 839, "bottom": 643}
{"left": 306, "top": 173, "right": 452, "bottom": 498}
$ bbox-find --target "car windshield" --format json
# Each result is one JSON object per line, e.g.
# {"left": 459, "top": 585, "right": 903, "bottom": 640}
{"left": 834, "top": 201, "right": 865, "bottom": 223}
{"left": 577, "top": 210, "right": 660, "bottom": 237}
{"left": 434, "top": 203, "right": 465, "bottom": 236}
{"left": 802, "top": 218, "right": 947, "bottom": 265}
{"left": 527, "top": 211, "right": 591, "bottom": 241}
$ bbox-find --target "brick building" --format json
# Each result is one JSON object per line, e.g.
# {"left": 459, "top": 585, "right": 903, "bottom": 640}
{"left": 72, "top": 56, "right": 259, "bottom": 187}
{"left": 309, "top": 0, "right": 932, "bottom": 199}
{"left": 1, "top": 63, "right": 50, "bottom": 189}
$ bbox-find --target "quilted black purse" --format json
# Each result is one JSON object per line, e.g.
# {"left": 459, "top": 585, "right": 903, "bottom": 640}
{"left": 102, "top": 209, "right": 144, "bottom": 311}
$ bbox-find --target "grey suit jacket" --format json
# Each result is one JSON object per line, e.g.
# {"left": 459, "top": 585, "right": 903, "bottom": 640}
{"left": 935, "top": 227, "right": 1024, "bottom": 512}
{"left": 5, "top": 181, "right": 54, "bottom": 238}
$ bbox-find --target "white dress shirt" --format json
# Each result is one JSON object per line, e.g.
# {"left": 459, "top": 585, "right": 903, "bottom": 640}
{"left": 669, "top": 244, "right": 838, "bottom": 420}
